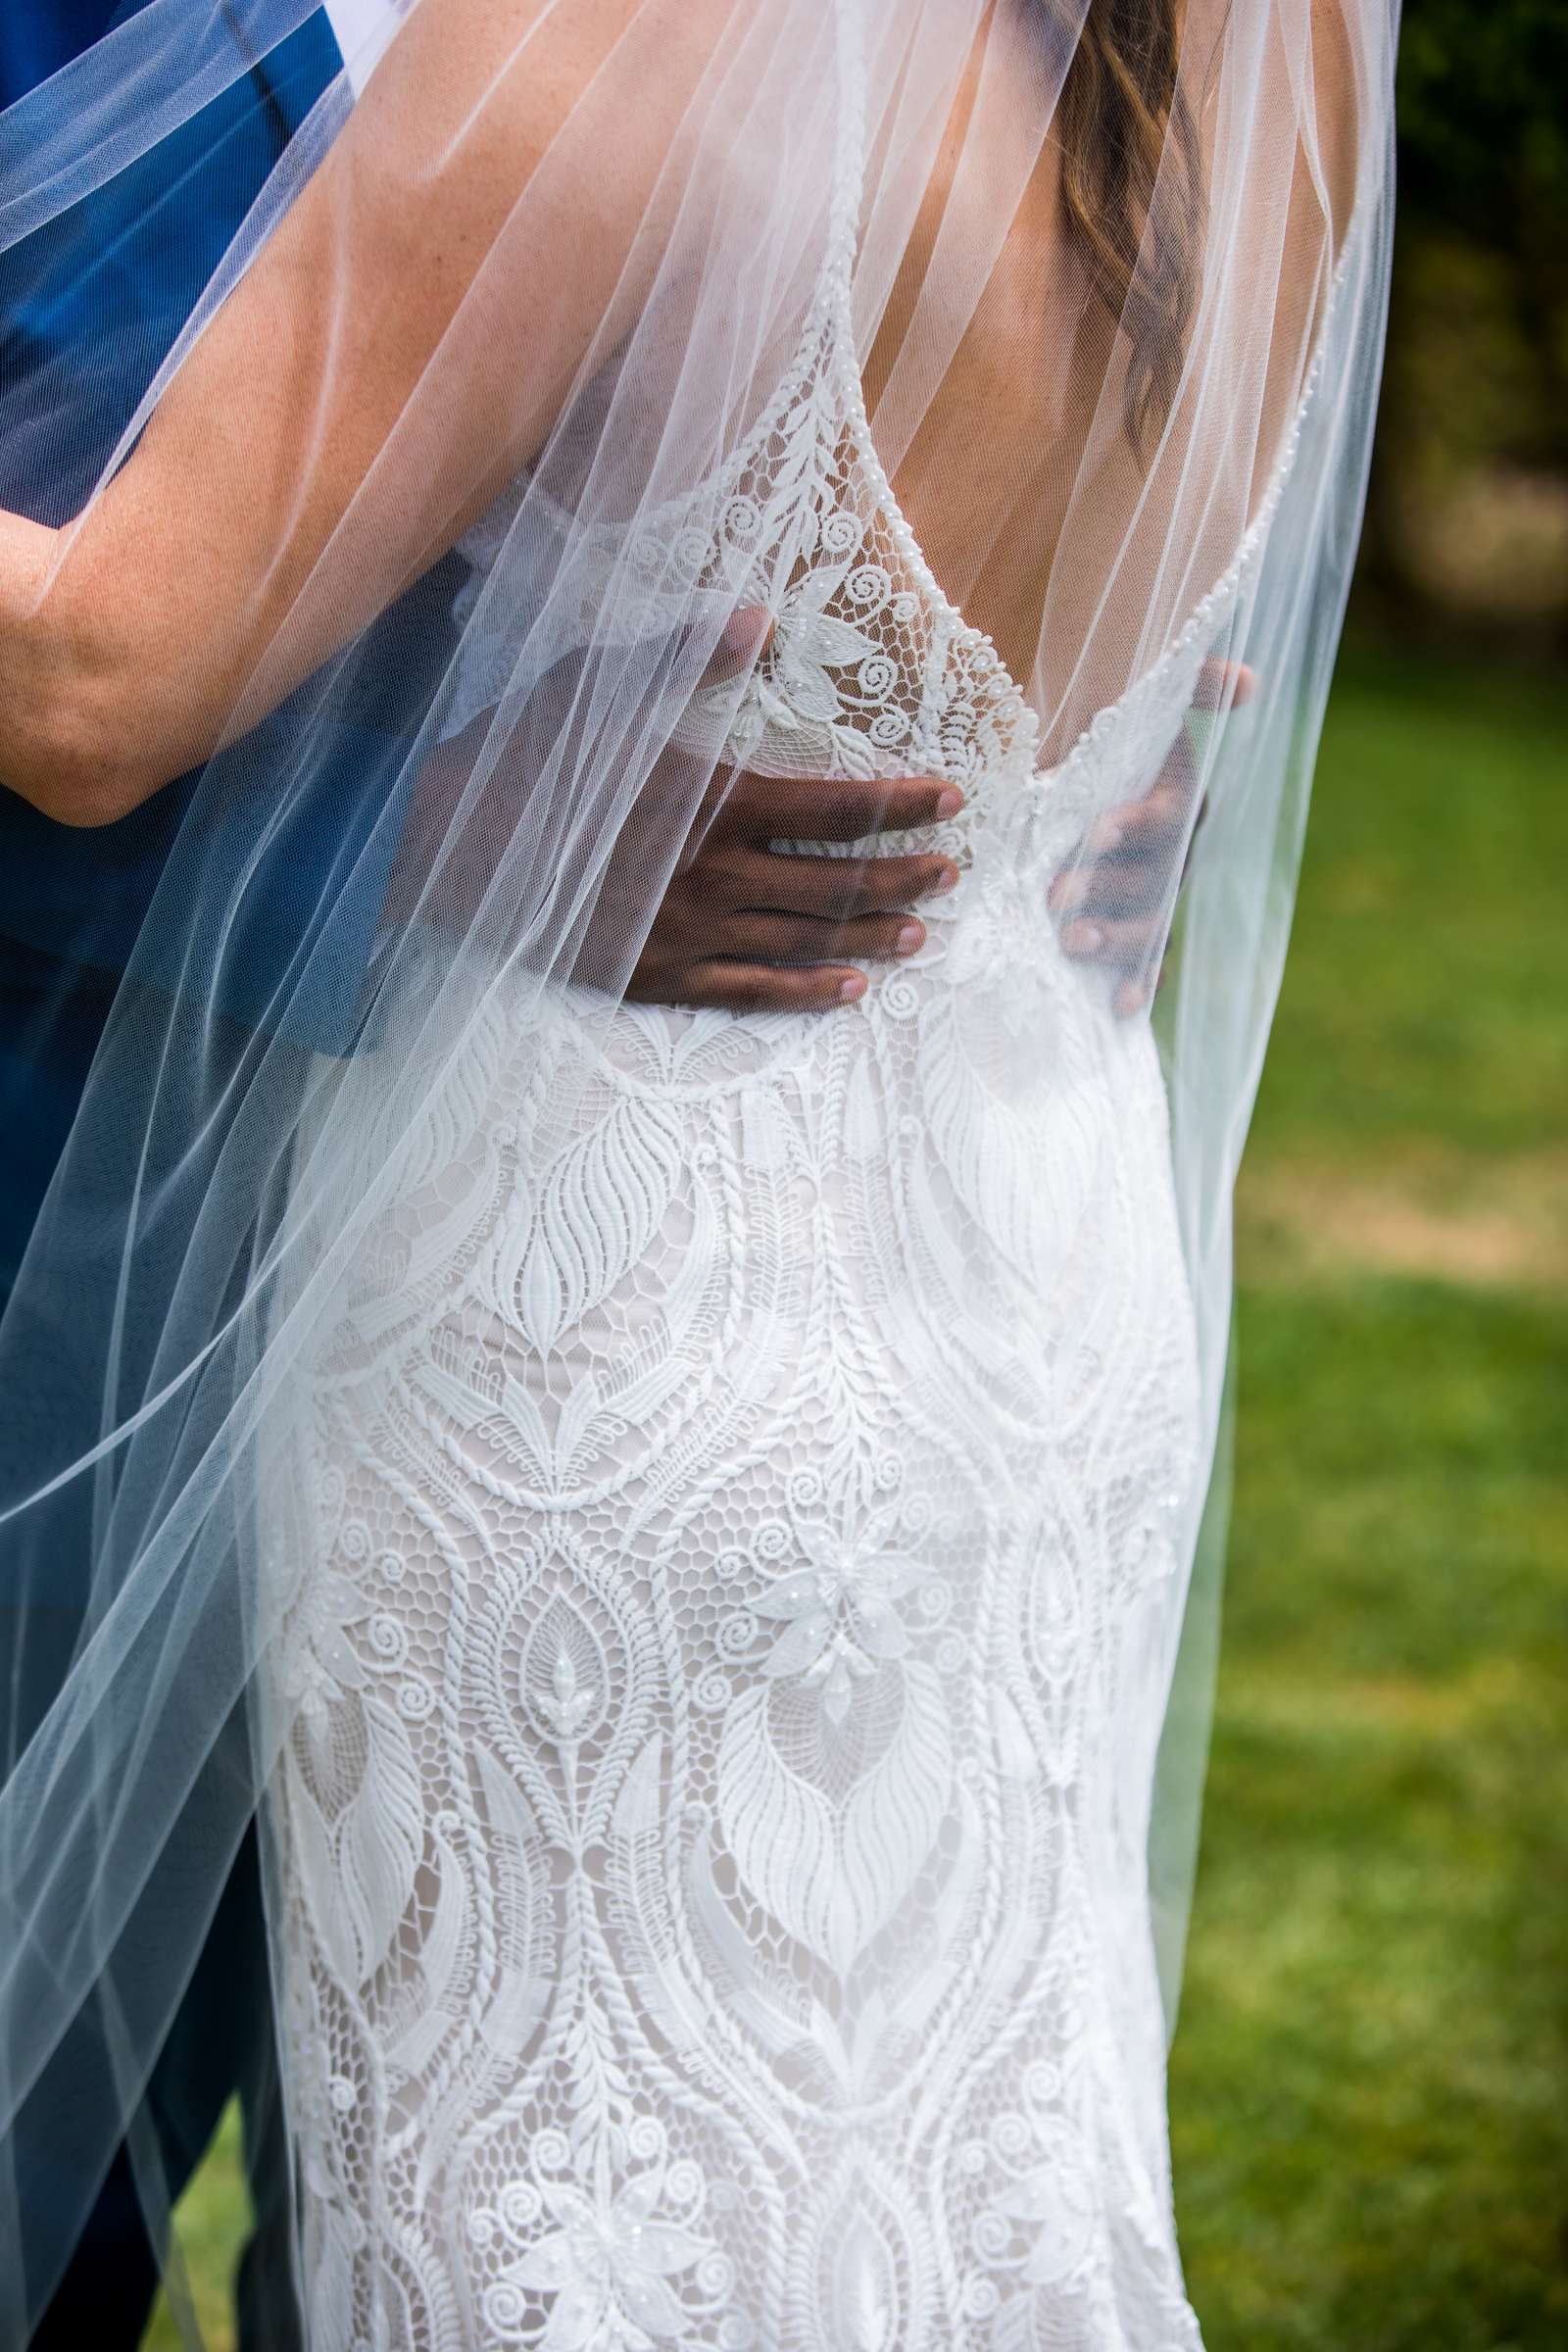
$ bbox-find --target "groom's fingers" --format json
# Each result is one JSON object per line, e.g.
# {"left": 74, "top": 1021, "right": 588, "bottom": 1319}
{"left": 1191, "top": 657, "right": 1256, "bottom": 710}
{"left": 1058, "top": 910, "right": 1163, "bottom": 966}
{"left": 637, "top": 622, "right": 968, "bottom": 1010}
{"left": 645, "top": 959, "right": 868, "bottom": 1013}
{"left": 1061, "top": 657, "right": 1255, "bottom": 882}
{"left": 709, "top": 908, "right": 929, "bottom": 966}
{"left": 710, "top": 769, "right": 965, "bottom": 844}
{"left": 1044, "top": 660, "right": 1261, "bottom": 1021}
{"left": 723, "top": 845, "right": 957, "bottom": 918}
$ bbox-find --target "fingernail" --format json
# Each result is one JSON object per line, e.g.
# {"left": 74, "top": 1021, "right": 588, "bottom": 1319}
{"left": 1066, "top": 922, "right": 1104, "bottom": 956}
{"left": 932, "top": 862, "right": 959, "bottom": 894}
{"left": 935, "top": 787, "right": 964, "bottom": 819}
{"left": 723, "top": 610, "right": 764, "bottom": 654}
{"left": 838, "top": 974, "right": 866, "bottom": 1003}
{"left": 896, "top": 922, "right": 923, "bottom": 956}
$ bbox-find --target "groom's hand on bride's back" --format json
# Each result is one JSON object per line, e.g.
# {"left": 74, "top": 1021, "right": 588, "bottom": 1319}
{"left": 629, "top": 765, "right": 960, "bottom": 1013}
{"left": 387, "top": 608, "right": 959, "bottom": 1010}
{"left": 627, "top": 608, "right": 959, "bottom": 1013}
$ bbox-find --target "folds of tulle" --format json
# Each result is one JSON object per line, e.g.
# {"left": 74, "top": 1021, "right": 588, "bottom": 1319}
{"left": 0, "top": 0, "right": 1396, "bottom": 2335}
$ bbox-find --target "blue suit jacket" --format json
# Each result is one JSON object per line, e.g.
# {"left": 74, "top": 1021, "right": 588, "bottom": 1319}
{"left": 0, "top": 0, "right": 127, "bottom": 100}
{"left": 0, "top": 4, "right": 463, "bottom": 1297}
{"left": 0, "top": 3, "right": 449, "bottom": 1050}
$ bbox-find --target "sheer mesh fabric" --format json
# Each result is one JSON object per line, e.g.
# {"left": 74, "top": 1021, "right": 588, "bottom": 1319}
{"left": 0, "top": 2, "right": 1397, "bottom": 2339}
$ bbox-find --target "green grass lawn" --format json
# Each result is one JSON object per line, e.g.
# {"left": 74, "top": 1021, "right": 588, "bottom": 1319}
{"left": 1171, "top": 641, "right": 1568, "bottom": 2350}
{"left": 149, "top": 641, "right": 1568, "bottom": 2349}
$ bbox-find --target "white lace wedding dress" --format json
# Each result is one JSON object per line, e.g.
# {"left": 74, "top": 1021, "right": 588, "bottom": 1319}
{"left": 261, "top": 74, "right": 1239, "bottom": 2343}
{"left": 265, "top": 606, "right": 1216, "bottom": 2352}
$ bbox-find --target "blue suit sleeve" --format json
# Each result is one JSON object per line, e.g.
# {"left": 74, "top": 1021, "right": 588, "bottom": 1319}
{"left": 0, "top": 9, "right": 442, "bottom": 1056}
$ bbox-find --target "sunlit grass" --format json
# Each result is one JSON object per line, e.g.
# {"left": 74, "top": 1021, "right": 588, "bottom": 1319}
{"left": 1172, "top": 1281, "right": 1568, "bottom": 2350}
{"left": 1173, "top": 641, "right": 1568, "bottom": 2349}
{"left": 149, "top": 642, "right": 1568, "bottom": 2348}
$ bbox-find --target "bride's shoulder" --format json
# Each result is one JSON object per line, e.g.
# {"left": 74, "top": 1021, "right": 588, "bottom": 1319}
{"left": 355, "top": 0, "right": 748, "bottom": 165}
{"left": 1179, "top": 0, "right": 1369, "bottom": 233}
{"left": 333, "top": 0, "right": 768, "bottom": 297}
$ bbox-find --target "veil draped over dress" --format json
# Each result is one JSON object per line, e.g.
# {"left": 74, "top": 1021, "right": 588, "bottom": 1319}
{"left": 0, "top": 0, "right": 1396, "bottom": 2338}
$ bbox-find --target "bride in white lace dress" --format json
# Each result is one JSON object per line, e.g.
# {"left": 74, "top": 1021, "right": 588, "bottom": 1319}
{"left": 251, "top": 5, "right": 1388, "bottom": 2346}
{"left": 272, "top": 406, "right": 1211, "bottom": 2352}
{"left": 0, "top": 0, "right": 1393, "bottom": 2343}
{"left": 276, "top": 871, "right": 1205, "bottom": 2352}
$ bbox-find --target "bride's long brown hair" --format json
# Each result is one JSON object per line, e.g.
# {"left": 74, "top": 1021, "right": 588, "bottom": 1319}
{"left": 1054, "top": 0, "right": 1205, "bottom": 450}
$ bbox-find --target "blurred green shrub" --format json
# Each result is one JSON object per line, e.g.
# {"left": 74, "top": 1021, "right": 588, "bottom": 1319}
{"left": 1359, "top": 1, "right": 1568, "bottom": 648}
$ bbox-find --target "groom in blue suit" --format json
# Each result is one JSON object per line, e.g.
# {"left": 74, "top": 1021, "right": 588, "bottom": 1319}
{"left": 0, "top": 11, "right": 362, "bottom": 2344}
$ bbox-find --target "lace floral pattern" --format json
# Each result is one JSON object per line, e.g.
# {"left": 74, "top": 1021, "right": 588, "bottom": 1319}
{"left": 270, "top": 889, "right": 1206, "bottom": 2347}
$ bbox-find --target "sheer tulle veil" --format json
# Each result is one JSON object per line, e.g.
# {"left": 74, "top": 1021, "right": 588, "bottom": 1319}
{"left": 0, "top": 0, "right": 1396, "bottom": 2332}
